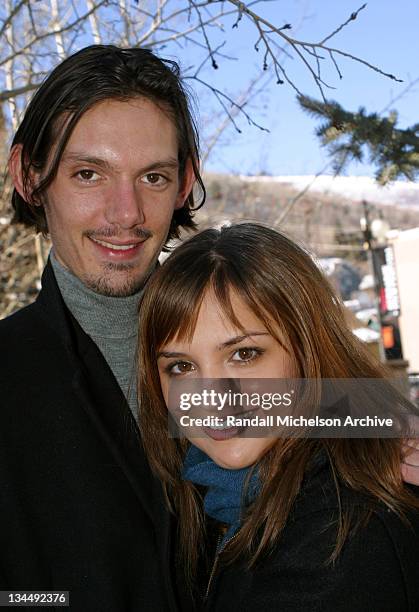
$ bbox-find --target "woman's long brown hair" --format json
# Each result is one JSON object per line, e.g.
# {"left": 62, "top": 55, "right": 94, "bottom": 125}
{"left": 137, "top": 222, "right": 419, "bottom": 589}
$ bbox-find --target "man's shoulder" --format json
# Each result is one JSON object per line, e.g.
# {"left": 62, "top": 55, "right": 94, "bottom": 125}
{"left": 0, "top": 298, "right": 67, "bottom": 371}
{"left": 0, "top": 300, "right": 44, "bottom": 340}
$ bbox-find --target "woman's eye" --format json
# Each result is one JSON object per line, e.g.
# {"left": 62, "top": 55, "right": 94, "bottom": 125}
{"left": 76, "top": 169, "right": 99, "bottom": 182}
{"left": 142, "top": 173, "right": 167, "bottom": 186}
{"left": 231, "top": 347, "right": 263, "bottom": 363}
{"left": 166, "top": 361, "right": 195, "bottom": 376}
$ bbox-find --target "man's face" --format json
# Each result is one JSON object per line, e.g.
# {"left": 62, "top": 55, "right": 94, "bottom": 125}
{"left": 42, "top": 97, "right": 193, "bottom": 296}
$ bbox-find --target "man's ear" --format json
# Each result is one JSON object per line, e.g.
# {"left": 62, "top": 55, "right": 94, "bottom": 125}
{"left": 8, "top": 144, "right": 26, "bottom": 199}
{"left": 8, "top": 143, "right": 37, "bottom": 204}
{"left": 175, "top": 158, "right": 196, "bottom": 210}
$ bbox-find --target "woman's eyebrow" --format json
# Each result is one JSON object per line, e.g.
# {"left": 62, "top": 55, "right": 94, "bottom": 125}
{"left": 156, "top": 333, "right": 270, "bottom": 358}
{"left": 218, "top": 332, "right": 269, "bottom": 350}
{"left": 157, "top": 351, "right": 187, "bottom": 359}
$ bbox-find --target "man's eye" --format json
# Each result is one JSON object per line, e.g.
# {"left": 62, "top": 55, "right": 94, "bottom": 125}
{"left": 142, "top": 173, "right": 167, "bottom": 186}
{"left": 166, "top": 361, "right": 195, "bottom": 376}
{"left": 231, "top": 347, "right": 263, "bottom": 363}
{"left": 76, "top": 169, "right": 99, "bottom": 181}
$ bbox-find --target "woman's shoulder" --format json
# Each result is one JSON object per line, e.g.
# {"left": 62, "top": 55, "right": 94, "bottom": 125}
{"left": 286, "top": 451, "right": 419, "bottom": 556}
{"left": 239, "top": 454, "right": 419, "bottom": 611}
{"left": 213, "top": 457, "right": 419, "bottom": 611}
{"left": 292, "top": 449, "right": 419, "bottom": 519}
{"left": 246, "top": 500, "right": 419, "bottom": 612}
{"left": 270, "top": 451, "right": 419, "bottom": 610}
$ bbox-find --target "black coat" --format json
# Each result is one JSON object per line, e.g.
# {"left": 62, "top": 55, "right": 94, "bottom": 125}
{"left": 0, "top": 261, "right": 177, "bottom": 611}
{"left": 203, "top": 453, "right": 419, "bottom": 612}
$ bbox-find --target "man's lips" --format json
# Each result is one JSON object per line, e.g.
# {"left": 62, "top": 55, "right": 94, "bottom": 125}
{"left": 88, "top": 236, "right": 147, "bottom": 257}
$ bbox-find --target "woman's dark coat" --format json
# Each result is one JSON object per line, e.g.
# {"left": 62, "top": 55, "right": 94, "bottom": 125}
{"left": 0, "top": 262, "right": 177, "bottom": 611}
{"left": 203, "top": 452, "right": 419, "bottom": 612}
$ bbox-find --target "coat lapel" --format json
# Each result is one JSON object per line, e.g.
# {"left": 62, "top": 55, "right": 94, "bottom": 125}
{"left": 34, "top": 260, "right": 179, "bottom": 609}
{"left": 35, "top": 260, "right": 157, "bottom": 523}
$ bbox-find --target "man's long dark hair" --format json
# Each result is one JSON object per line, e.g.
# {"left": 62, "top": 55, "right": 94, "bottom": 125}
{"left": 10, "top": 44, "right": 205, "bottom": 240}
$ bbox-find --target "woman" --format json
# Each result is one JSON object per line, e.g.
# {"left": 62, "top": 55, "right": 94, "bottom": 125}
{"left": 138, "top": 223, "right": 419, "bottom": 611}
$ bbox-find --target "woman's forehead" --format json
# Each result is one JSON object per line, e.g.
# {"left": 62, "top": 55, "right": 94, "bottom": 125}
{"left": 159, "top": 286, "right": 285, "bottom": 348}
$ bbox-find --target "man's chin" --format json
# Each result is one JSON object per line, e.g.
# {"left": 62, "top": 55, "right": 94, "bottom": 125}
{"left": 81, "top": 268, "right": 149, "bottom": 297}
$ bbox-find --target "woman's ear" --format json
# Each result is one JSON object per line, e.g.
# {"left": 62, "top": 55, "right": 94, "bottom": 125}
{"left": 8, "top": 143, "right": 38, "bottom": 204}
{"left": 175, "top": 158, "right": 197, "bottom": 210}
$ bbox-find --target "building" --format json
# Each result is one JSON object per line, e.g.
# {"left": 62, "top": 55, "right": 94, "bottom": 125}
{"left": 390, "top": 227, "right": 419, "bottom": 372}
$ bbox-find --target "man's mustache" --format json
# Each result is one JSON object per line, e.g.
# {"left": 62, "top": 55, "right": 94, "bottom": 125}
{"left": 85, "top": 227, "right": 152, "bottom": 240}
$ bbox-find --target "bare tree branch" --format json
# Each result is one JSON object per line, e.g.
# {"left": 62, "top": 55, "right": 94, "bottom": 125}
{"left": 187, "top": 74, "right": 269, "bottom": 134}
{"left": 0, "top": 0, "right": 28, "bottom": 40}
{"left": 319, "top": 3, "right": 367, "bottom": 45}
{"left": 85, "top": 0, "right": 102, "bottom": 44}
{"left": 202, "top": 71, "right": 272, "bottom": 164}
{"left": 223, "top": 0, "right": 402, "bottom": 103}
{"left": 0, "top": 0, "right": 109, "bottom": 68}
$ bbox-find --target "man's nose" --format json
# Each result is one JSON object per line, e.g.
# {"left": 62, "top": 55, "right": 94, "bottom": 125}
{"left": 104, "top": 180, "right": 145, "bottom": 228}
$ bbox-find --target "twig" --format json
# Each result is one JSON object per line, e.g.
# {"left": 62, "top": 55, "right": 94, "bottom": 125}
{"left": 202, "top": 71, "right": 272, "bottom": 164}
{"left": 186, "top": 75, "right": 269, "bottom": 133}
{"left": 274, "top": 161, "right": 333, "bottom": 226}
{"left": 0, "top": 0, "right": 29, "bottom": 40}
{"left": 319, "top": 3, "right": 367, "bottom": 45}
{"left": 190, "top": 0, "right": 219, "bottom": 69}
{"left": 380, "top": 75, "right": 419, "bottom": 114}
{"left": 0, "top": 0, "right": 109, "bottom": 68}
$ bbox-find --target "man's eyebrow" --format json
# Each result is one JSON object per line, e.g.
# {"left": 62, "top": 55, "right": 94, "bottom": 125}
{"left": 61, "top": 153, "right": 179, "bottom": 173}
{"left": 61, "top": 153, "right": 112, "bottom": 171}
{"left": 218, "top": 332, "right": 269, "bottom": 350}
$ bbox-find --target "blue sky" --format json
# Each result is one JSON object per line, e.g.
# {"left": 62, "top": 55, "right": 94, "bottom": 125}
{"left": 176, "top": 0, "right": 419, "bottom": 177}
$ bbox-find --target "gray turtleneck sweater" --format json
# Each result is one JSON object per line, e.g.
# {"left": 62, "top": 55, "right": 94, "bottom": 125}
{"left": 50, "top": 252, "right": 141, "bottom": 423}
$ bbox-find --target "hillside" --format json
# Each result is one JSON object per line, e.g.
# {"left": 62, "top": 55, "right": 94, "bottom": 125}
{"left": 198, "top": 173, "right": 419, "bottom": 255}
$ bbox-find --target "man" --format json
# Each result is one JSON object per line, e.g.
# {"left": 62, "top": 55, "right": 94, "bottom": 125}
{"left": 1, "top": 45, "right": 203, "bottom": 611}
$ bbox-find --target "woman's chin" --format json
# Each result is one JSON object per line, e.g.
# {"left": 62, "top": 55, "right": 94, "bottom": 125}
{"left": 195, "top": 437, "right": 273, "bottom": 470}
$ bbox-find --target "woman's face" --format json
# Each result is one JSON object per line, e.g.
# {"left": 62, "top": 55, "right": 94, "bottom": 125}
{"left": 157, "top": 289, "right": 296, "bottom": 469}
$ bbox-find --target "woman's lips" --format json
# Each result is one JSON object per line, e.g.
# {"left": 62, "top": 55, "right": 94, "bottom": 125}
{"left": 203, "top": 425, "right": 244, "bottom": 441}
{"left": 202, "top": 409, "right": 259, "bottom": 441}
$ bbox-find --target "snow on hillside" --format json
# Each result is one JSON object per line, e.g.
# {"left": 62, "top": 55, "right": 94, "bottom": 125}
{"left": 240, "top": 175, "right": 419, "bottom": 208}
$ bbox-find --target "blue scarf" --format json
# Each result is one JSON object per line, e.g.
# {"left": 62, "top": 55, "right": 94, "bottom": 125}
{"left": 182, "top": 445, "right": 260, "bottom": 551}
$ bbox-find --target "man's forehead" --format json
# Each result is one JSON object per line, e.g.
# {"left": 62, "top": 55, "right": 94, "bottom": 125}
{"left": 53, "top": 97, "right": 178, "bottom": 148}
{"left": 60, "top": 150, "right": 180, "bottom": 172}
{"left": 52, "top": 98, "right": 180, "bottom": 170}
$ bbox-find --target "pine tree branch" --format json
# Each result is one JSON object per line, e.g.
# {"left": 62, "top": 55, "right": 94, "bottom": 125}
{"left": 298, "top": 95, "right": 419, "bottom": 184}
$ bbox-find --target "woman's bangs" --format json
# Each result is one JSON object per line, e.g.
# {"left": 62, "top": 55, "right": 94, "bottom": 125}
{"left": 212, "top": 269, "right": 292, "bottom": 353}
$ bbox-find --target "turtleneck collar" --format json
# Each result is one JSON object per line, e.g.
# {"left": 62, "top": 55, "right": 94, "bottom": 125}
{"left": 50, "top": 250, "right": 143, "bottom": 340}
